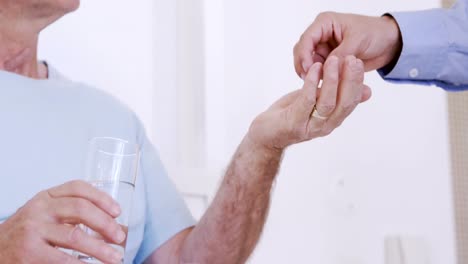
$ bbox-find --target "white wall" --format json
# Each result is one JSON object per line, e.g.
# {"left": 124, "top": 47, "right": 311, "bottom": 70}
{"left": 39, "top": 0, "right": 155, "bottom": 141}
{"left": 152, "top": 0, "right": 214, "bottom": 200}
{"left": 215, "top": 0, "right": 455, "bottom": 263}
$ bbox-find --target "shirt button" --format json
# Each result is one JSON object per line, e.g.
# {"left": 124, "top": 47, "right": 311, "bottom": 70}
{"left": 409, "top": 68, "right": 419, "bottom": 78}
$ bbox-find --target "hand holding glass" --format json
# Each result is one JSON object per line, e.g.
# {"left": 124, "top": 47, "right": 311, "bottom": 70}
{"left": 73, "top": 137, "right": 140, "bottom": 263}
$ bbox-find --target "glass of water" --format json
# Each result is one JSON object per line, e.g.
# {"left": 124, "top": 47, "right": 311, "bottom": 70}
{"left": 73, "top": 137, "right": 140, "bottom": 263}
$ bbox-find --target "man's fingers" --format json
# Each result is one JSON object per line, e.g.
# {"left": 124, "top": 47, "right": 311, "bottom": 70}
{"left": 294, "top": 42, "right": 313, "bottom": 79}
{"left": 313, "top": 43, "right": 333, "bottom": 64}
{"left": 292, "top": 62, "right": 322, "bottom": 119}
{"left": 315, "top": 56, "right": 339, "bottom": 118}
{"left": 361, "top": 84, "right": 372, "bottom": 103}
{"left": 286, "top": 62, "right": 322, "bottom": 141}
{"left": 294, "top": 18, "right": 327, "bottom": 78}
{"left": 298, "top": 37, "right": 335, "bottom": 79}
{"left": 327, "top": 39, "right": 357, "bottom": 61}
{"left": 41, "top": 246, "right": 84, "bottom": 264}
{"left": 294, "top": 12, "right": 343, "bottom": 78}
{"left": 48, "top": 180, "right": 120, "bottom": 218}
{"left": 42, "top": 224, "right": 123, "bottom": 264}
{"left": 323, "top": 56, "right": 364, "bottom": 133}
{"left": 52, "top": 197, "right": 126, "bottom": 245}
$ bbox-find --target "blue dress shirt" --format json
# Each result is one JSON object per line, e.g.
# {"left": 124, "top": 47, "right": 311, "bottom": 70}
{"left": 379, "top": 0, "right": 468, "bottom": 91}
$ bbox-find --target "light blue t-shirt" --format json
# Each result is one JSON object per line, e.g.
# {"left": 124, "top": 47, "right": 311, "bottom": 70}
{"left": 0, "top": 66, "right": 195, "bottom": 263}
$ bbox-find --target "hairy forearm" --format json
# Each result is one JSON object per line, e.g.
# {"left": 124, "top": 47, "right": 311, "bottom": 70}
{"left": 179, "top": 134, "right": 283, "bottom": 264}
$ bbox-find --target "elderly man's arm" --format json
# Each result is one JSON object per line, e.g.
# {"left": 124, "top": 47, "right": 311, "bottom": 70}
{"left": 146, "top": 56, "right": 370, "bottom": 264}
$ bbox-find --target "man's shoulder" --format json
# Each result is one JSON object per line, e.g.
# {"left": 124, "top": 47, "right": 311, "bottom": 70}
{"left": 47, "top": 66, "right": 134, "bottom": 120}
{"left": 42, "top": 66, "right": 142, "bottom": 137}
{"left": 67, "top": 80, "right": 141, "bottom": 132}
{"left": 48, "top": 65, "right": 131, "bottom": 115}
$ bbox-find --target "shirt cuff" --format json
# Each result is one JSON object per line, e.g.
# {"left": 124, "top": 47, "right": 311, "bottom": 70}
{"left": 378, "top": 9, "right": 449, "bottom": 83}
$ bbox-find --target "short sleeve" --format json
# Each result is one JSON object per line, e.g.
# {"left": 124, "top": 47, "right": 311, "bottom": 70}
{"left": 133, "top": 122, "right": 196, "bottom": 263}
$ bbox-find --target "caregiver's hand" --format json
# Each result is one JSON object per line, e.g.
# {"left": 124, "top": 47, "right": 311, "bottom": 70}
{"left": 294, "top": 12, "right": 402, "bottom": 78}
{"left": 0, "top": 180, "right": 125, "bottom": 264}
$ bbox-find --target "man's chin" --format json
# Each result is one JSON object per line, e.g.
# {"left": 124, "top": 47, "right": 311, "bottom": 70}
{"left": 68, "top": 0, "right": 80, "bottom": 12}
{"left": 61, "top": 0, "right": 81, "bottom": 13}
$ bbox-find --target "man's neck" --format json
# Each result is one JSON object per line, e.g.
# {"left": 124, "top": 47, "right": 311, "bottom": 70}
{"left": 0, "top": 8, "right": 50, "bottom": 79}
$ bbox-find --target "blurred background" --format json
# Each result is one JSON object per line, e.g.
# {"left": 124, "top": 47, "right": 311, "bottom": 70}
{"left": 39, "top": 0, "right": 460, "bottom": 263}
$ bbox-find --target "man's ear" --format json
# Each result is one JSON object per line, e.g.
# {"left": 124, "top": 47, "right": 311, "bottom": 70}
{"left": 4, "top": 48, "right": 32, "bottom": 71}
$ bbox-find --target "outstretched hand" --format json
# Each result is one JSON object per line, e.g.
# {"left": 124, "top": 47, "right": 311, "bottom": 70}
{"left": 249, "top": 55, "right": 371, "bottom": 151}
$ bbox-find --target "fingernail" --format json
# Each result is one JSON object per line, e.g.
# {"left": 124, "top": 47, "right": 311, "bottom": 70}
{"left": 328, "top": 56, "right": 339, "bottom": 66}
{"left": 302, "top": 61, "right": 311, "bottom": 72}
{"left": 112, "top": 249, "right": 124, "bottom": 263}
{"left": 349, "top": 58, "right": 363, "bottom": 72}
{"left": 356, "top": 59, "right": 364, "bottom": 69}
{"left": 313, "top": 62, "right": 323, "bottom": 69}
{"left": 112, "top": 204, "right": 121, "bottom": 216}
{"left": 116, "top": 229, "right": 126, "bottom": 243}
